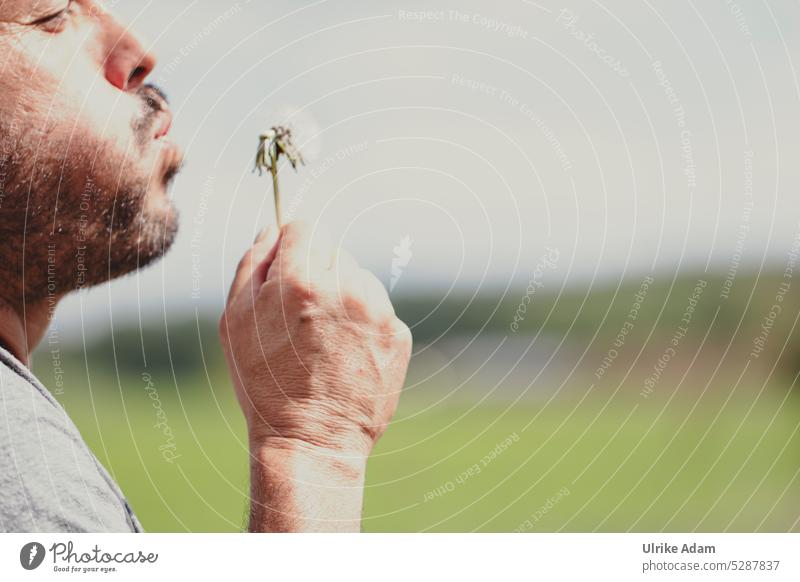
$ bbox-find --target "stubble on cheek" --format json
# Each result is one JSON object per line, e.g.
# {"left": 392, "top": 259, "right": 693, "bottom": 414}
{"left": 0, "top": 43, "right": 183, "bottom": 304}
{"left": 0, "top": 106, "right": 178, "bottom": 301}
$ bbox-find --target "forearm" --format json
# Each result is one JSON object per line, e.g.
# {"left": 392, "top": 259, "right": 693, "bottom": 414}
{"left": 248, "top": 439, "right": 368, "bottom": 532}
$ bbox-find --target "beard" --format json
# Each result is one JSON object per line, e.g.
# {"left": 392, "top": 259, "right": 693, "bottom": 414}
{"left": 0, "top": 85, "right": 180, "bottom": 305}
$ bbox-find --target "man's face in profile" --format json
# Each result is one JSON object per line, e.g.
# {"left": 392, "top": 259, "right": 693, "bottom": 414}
{"left": 0, "top": 0, "right": 182, "bottom": 303}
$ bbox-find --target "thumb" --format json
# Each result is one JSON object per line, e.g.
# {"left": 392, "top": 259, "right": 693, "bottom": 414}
{"left": 227, "top": 226, "right": 282, "bottom": 305}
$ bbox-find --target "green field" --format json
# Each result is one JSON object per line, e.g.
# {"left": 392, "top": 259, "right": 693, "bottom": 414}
{"left": 38, "top": 271, "right": 800, "bottom": 531}
{"left": 48, "top": 367, "right": 799, "bottom": 532}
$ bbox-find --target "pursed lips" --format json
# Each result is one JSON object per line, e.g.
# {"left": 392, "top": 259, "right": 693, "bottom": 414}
{"left": 154, "top": 110, "right": 172, "bottom": 140}
{"left": 139, "top": 86, "right": 184, "bottom": 184}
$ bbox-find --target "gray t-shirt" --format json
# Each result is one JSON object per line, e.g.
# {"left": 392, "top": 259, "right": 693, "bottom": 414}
{"left": 0, "top": 346, "right": 141, "bottom": 532}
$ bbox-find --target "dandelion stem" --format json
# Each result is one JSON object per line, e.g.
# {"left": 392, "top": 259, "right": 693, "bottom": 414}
{"left": 270, "top": 149, "right": 282, "bottom": 228}
{"left": 256, "top": 125, "right": 304, "bottom": 229}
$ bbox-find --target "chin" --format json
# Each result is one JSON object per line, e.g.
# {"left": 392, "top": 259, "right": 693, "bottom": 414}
{"left": 143, "top": 142, "right": 183, "bottom": 219}
{"left": 145, "top": 182, "right": 177, "bottom": 214}
{"left": 146, "top": 198, "right": 180, "bottom": 242}
{"left": 129, "top": 203, "right": 180, "bottom": 267}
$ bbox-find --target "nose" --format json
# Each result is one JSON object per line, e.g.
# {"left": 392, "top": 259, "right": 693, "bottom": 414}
{"left": 99, "top": 13, "right": 157, "bottom": 92}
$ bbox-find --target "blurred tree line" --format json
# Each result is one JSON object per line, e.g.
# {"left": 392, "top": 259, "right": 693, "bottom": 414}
{"left": 38, "top": 269, "right": 800, "bottom": 394}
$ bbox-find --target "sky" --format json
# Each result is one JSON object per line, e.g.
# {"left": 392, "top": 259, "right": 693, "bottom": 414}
{"left": 51, "top": 0, "right": 800, "bottom": 335}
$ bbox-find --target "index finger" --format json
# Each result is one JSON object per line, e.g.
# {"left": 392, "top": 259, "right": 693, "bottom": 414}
{"left": 269, "top": 221, "right": 333, "bottom": 282}
{"left": 227, "top": 226, "right": 281, "bottom": 306}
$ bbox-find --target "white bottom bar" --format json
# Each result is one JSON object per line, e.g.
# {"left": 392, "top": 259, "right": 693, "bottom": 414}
{"left": 1, "top": 534, "right": 797, "bottom": 581}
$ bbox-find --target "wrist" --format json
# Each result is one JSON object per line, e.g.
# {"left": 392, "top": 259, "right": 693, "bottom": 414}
{"left": 248, "top": 437, "right": 369, "bottom": 532}
{"left": 247, "top": 418, "right": 376, "bottom": 459}
{"left": 251, "top": 436, "right": 369, "bottom": 483}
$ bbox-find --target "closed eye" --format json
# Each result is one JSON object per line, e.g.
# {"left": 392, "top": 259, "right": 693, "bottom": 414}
{"left": 32, "top": 1, "right": 73, "bottom": 29}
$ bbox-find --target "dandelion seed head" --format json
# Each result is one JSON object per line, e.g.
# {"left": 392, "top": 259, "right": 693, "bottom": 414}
{"left": 266, "top": 106, "right": 322, "bottom": 164}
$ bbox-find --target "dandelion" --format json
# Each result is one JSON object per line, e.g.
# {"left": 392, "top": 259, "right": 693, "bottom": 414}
{"left": 255, "top": 126, "right": 304, "bottom": 228}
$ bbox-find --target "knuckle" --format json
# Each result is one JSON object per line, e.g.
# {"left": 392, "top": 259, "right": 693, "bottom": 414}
{"left": 282, "top": 271, "right": 325, "bottom": 305}
{"left": 375, "top": 317, "right": 412, "bottom": 352}
{"left": 393, "top": 318, "right": 413, "bottom": 349}
{"left": 342, "top": 290, "right": 370, "bottom": 321}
